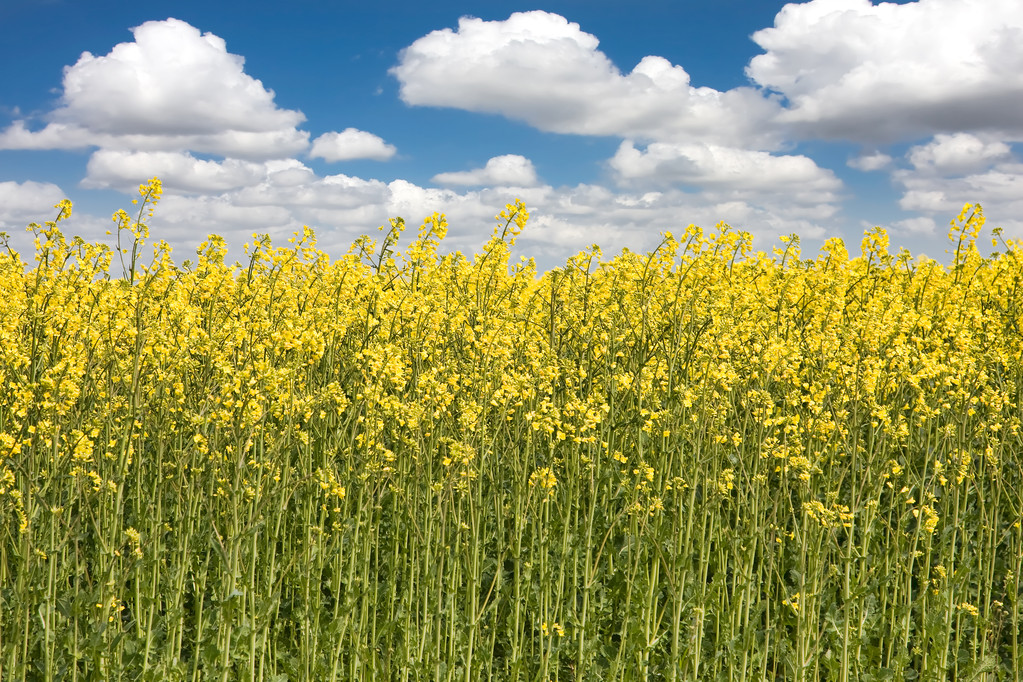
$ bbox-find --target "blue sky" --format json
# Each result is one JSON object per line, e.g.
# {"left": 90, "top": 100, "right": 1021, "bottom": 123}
{"left": 2, "top": 0, "right": 1021, "bottom": 269}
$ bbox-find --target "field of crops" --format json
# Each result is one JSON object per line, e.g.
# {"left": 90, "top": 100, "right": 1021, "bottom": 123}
{"left": 1, "top": 179, "right": 1022, "bottom": 680}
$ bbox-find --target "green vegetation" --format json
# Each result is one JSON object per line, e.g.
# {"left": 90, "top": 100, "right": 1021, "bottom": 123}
{"left": 1, "top": 184, "right": 1021, "bottom": 680}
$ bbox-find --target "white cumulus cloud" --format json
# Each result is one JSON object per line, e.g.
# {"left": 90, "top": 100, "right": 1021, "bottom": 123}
{"left": 0, "top": 181, "right": 115, "bottom": 261}
{"left": 907, "top": 133, "right": 1012, "bottom": 175}
{"left": 0, "top": 180, "right": 68, "bottom": 229}
{"left": 83, "top": 150, "right": 269, "bottom": 193}
{"left": 890, "top": 131, "right": 1023, "bottom": 234}
{"left": 1, "top": 166, "right": 845, "bottom": 272}
{"left": 746, "top": 0, "right": 1023, "bottom": 142}
{"left": 897, "top": 164, "right": 1023, "bottom": 212}
{"left": 847, "top": 152, "right": 892, "bottom": 172}
{"left": 391, "top": 11, "right": 783, "bottom": 148}
{"left": 310, "top": 129, "right": 397, "bottom": 162}
{"left": 892, "top": 154, "right": 1023, "bottom": 243}
{"left": 888, "top": 217, "right": 938, "bottom": 235}
{"left": 610, "top": 141, "right": 841, "bottom": 200}
{"left": 0, "top": 18, "right": 309, "bottom": 159}
{"left": 432, "top": 155, "right": 539, "bottom": 187}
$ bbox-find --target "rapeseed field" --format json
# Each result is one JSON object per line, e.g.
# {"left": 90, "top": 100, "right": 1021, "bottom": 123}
{"left": 1, "top": 179, "right": 1021, "bottom": 680}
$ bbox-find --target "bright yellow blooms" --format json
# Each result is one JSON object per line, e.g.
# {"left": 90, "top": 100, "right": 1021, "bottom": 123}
{"left": 1, "top": 186, "right": 1020, "bottom": 679}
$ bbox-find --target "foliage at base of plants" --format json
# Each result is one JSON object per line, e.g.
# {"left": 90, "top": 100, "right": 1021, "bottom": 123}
{"left": 1, "top": 180, "right": 1022, "bottom": 681}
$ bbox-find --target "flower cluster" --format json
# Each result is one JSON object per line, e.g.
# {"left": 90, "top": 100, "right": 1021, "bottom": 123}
{"left": 1, "top": 187, "right": 1020, "bottom": 680}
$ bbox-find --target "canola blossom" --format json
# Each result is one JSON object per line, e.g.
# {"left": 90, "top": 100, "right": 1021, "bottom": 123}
{"left": 1, "top": 180, "right": 1022, "bottom": 680}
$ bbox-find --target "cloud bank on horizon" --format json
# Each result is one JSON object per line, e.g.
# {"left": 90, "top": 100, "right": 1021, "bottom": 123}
{"left": 2, "top": 0, "right": 1022, "bottom": 266}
